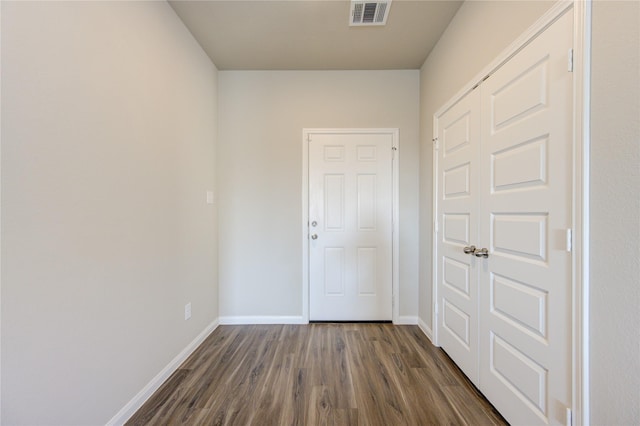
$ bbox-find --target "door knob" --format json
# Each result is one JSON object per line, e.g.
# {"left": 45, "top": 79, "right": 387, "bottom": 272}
{"left": 463, "top": 245, "right": 476, "bottom": 254}
{"left": 474, "top": 248, "right": 489, "bottom": 258}
{"left": 311, "top": 234, "right": 318, "bottom": 240}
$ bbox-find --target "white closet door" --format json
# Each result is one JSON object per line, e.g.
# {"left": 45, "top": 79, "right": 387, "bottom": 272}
{"left": 478, "top": 10, "right": 573, "bottom": 425}
{"left": 436, "top": 89, "right": 482, "bottom": 385}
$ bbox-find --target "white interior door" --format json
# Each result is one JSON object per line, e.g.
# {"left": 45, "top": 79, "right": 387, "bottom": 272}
{"left": 478, "top": 11, "right": 573, "bottom": 425}
{"left": 308, "top": 132, "right": 393, "bottom": 321}
{"left": 436, "top": 88, "right": 482, "bottom": 385}
{"left": 435, "top": 10, "right": 573, "bottom": 425}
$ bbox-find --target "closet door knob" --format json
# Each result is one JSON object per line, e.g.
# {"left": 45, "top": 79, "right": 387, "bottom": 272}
{"left": 474, "top": 248, "right": 489, "bottom": 258}
{"left": 463, "top": 245, "right": 476, "bottom": 254}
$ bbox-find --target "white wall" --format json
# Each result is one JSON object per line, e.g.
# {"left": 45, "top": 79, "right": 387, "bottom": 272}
{"left": 417, "top": 0, "right": 554, "bottom": 331}
{"left": 1, "top": 2, "right": 219, "bottom": 424}
{"left": 419, "top": 1, "right": 640, "bottom": 424}
{"left": 218, "top": 71, "right": 420, "bottom": 321}
{"left": 589, "top": 1, "right": 640, "bottom": 424}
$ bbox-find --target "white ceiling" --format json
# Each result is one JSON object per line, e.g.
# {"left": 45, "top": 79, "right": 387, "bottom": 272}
{"left": 168, "top": 0, "right": 464, "bottom": 70}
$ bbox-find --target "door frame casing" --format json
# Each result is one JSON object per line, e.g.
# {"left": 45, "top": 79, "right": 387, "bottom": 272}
{"left": 431, "top": 1, "right": 590, "bottom": 424}
{"left": 302, "top": 128, "right": 400, "bottom": 323}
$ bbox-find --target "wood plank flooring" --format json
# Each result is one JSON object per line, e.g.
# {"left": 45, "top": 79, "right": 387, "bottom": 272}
{"left": 127, "top": 324, "right": 507, "bottom": 425}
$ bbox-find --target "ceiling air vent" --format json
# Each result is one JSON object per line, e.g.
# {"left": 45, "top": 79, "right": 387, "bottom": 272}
{"left": 350, "top": 0, "right": 392, "bottom": 26}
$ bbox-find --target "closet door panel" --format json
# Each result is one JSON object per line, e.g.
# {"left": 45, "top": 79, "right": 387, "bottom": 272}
{"left": 478, "top": 10, "right": 573, "bottom": 425}
{"left": 436, "top": 88, "right": 482, "bottom": 386}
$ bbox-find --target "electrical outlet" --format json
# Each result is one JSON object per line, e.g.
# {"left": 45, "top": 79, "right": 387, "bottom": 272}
{"left": 185, "top": 302, "right": 192, "bottom": 320}
{"left": 206, "top": 191, "right": 214, "bottom": 205}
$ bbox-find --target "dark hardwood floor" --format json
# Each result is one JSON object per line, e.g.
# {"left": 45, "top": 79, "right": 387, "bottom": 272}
{"left": 127, "top": 324, "right": 507, "bottom": 425}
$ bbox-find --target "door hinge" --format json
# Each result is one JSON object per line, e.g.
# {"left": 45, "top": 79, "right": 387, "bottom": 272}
{"left": 568, "top": 48, "right": 574, "bottom": 72}
{"left": 566, "top": 407, "right": 572, "bottom": 426}
{"left": 433, "top": 137, "right": 439, "bottom": 150}
{"left": 566, "top": 228, "right": 572, "bottom": 252}
{"left": 434, "top": 220, "right": 439, "bottom": 233}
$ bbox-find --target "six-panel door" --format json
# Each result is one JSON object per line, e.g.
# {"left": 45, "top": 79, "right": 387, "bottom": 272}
{"left": 309, "top": 132, "right": 393, "bottom": 321}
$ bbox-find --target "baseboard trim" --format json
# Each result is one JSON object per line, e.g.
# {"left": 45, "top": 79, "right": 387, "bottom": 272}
{"left": 219, "top": 315, "right": 307, "bottom": 325}
{"left": 106, "top": 318, "right": 220, "bottom": 426}
{"left": 394, "top": 315, "right": 418, "bottom": 325}
{"left": 418, "top": 317, "right": 434, "bottom": 343}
